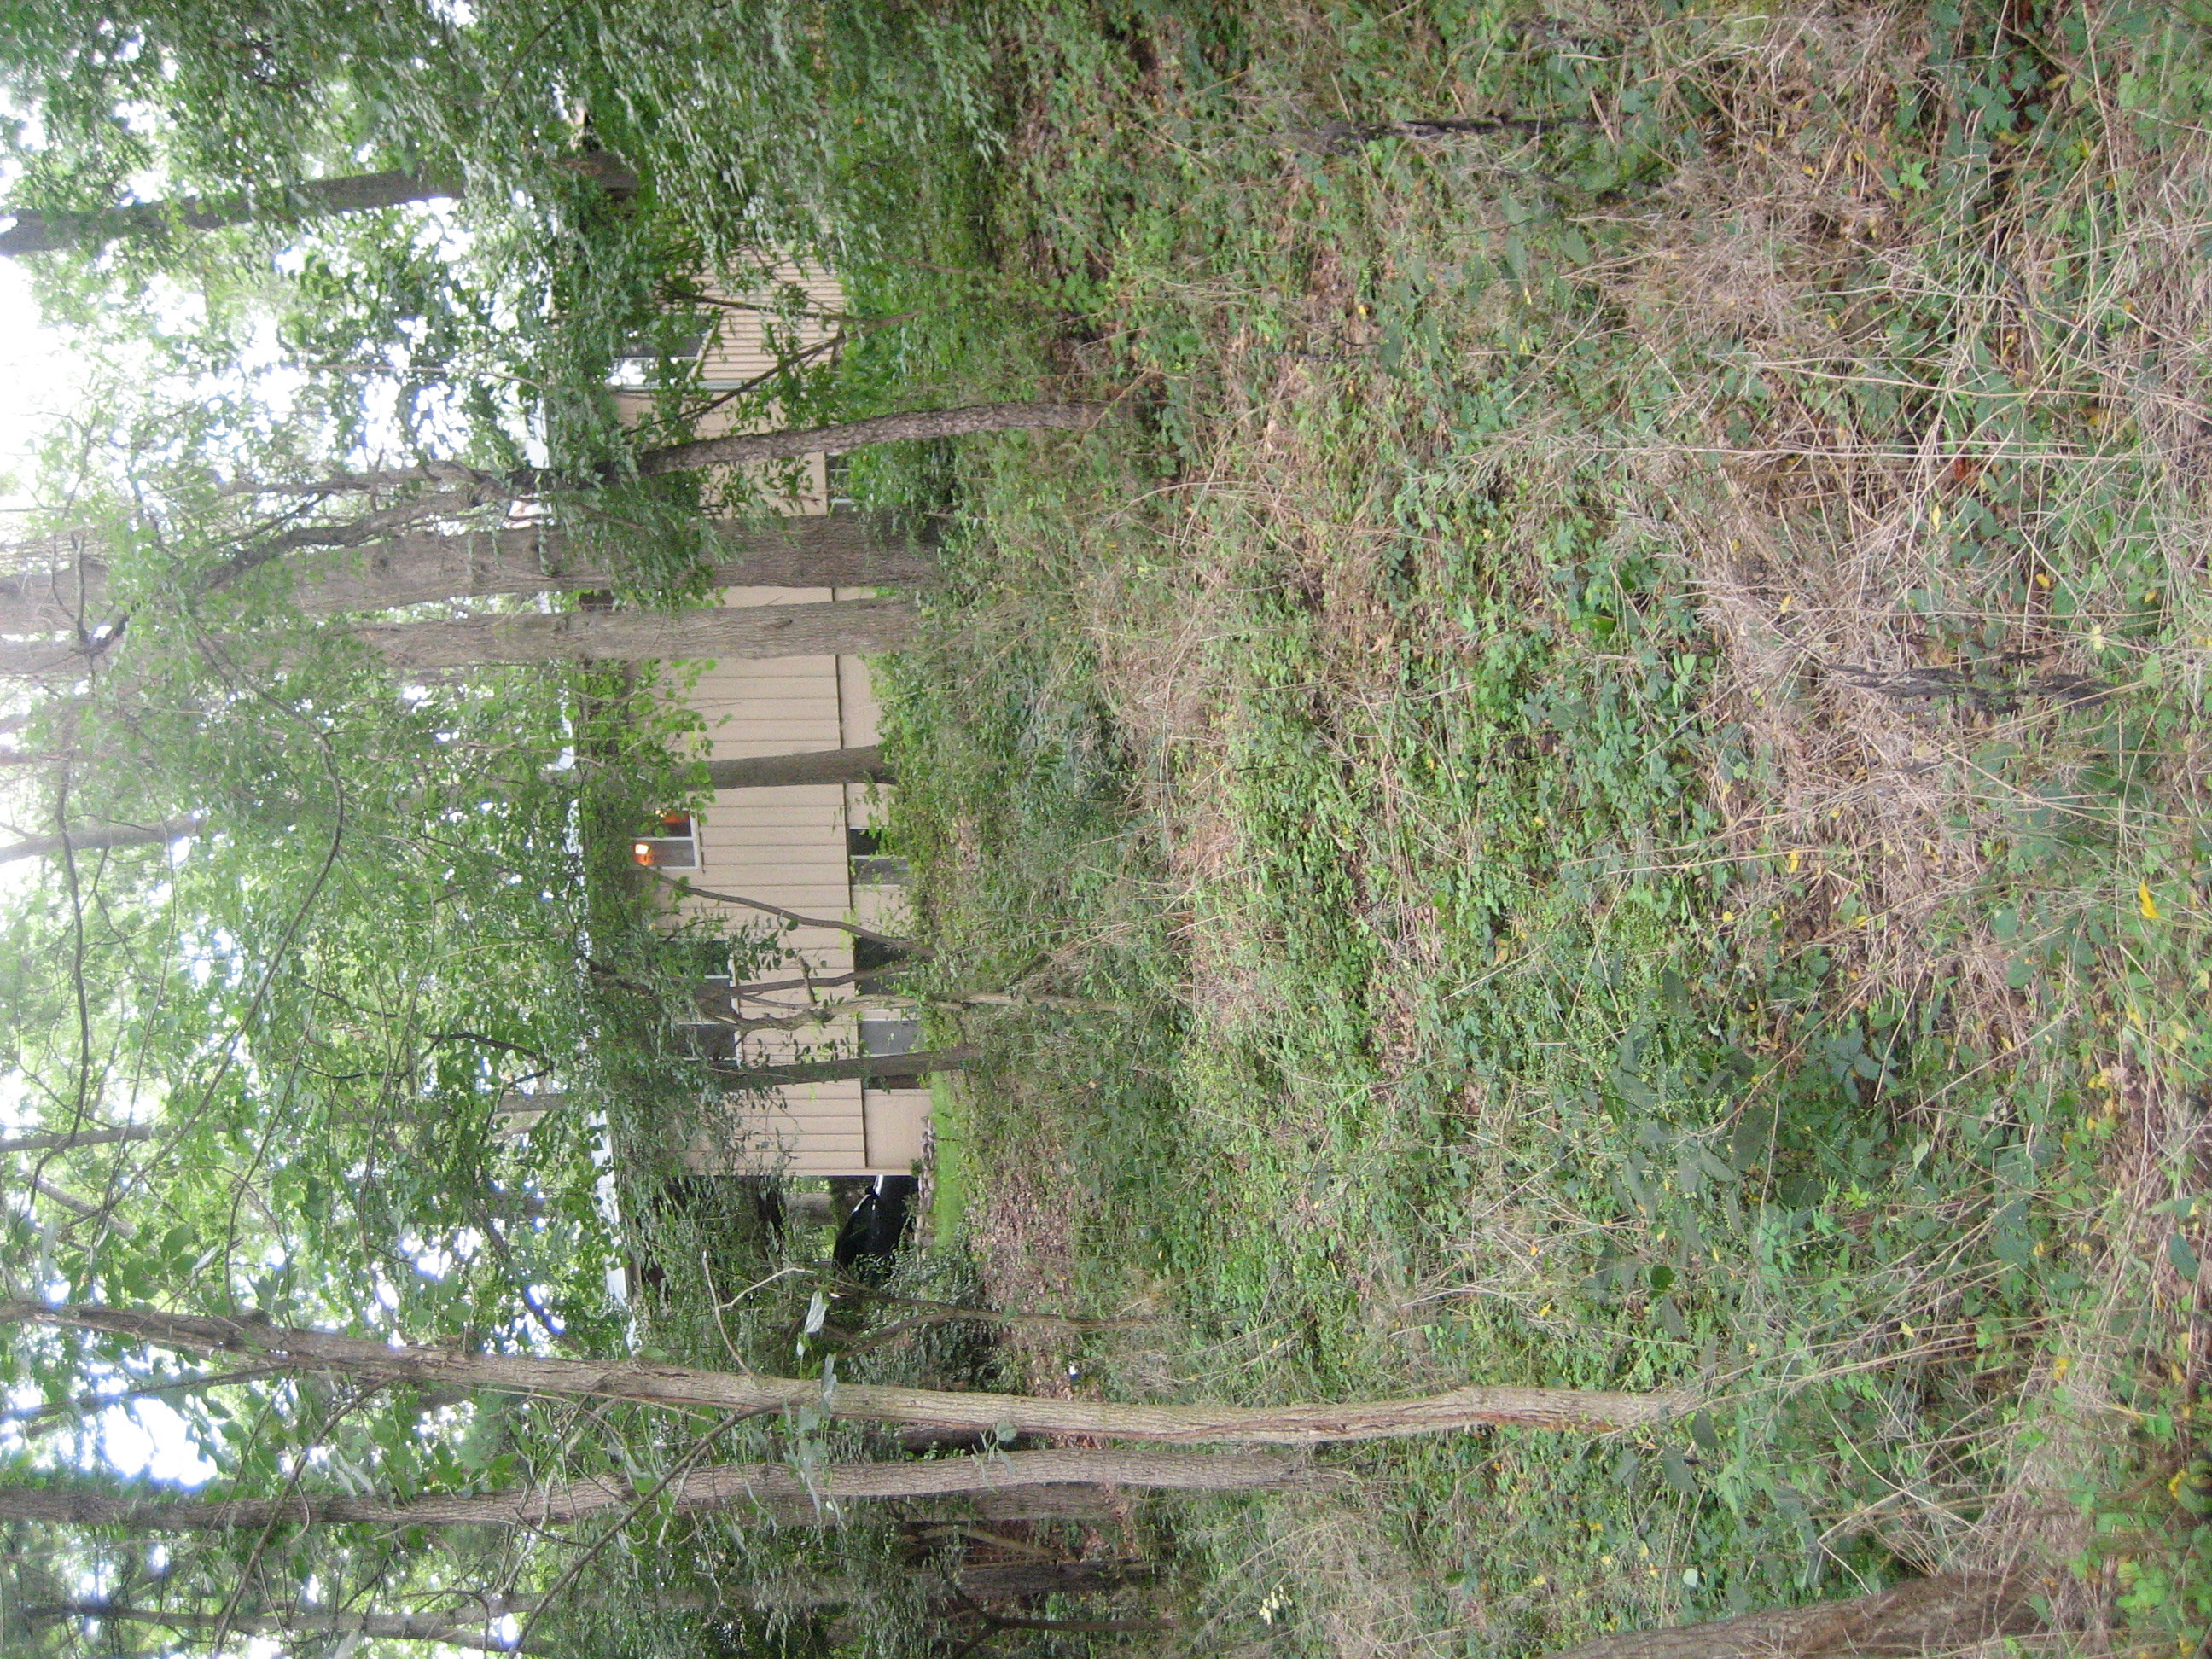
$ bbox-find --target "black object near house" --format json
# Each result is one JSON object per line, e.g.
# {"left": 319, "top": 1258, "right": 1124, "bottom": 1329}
{"left": 833, "top": 1175, "right": 918, "bottom": 1280}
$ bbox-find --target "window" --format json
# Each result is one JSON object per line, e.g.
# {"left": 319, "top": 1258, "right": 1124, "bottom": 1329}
{"left": 608, "top": 324, "right": 711, "bottom": 387}
{"left": 852, "top": 936, "right": 911, "bottom": 977}
{"left": 632, "top": 812, "right": 700, "bottom": 870}
{"left": 664, "top": 937, "right": 735, "bottom": 982}
{"left": 847, "top": 827, "right": 909, "bottom": 886}
{"left": 861, "top": 1016, "right": 925, "bottom": 1093}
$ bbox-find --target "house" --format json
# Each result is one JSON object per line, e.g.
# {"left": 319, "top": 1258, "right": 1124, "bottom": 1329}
{"left": 626, "top": 265, "right": 931, "bottom": 1179}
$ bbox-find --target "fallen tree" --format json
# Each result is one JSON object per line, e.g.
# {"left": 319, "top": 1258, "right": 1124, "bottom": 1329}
{"left": 3, "top": 1301, "right": 1693, "bottom": 1443}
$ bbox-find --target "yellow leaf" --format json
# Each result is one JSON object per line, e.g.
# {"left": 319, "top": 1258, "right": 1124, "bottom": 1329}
{"left": 2139, "top": 882, "right": 2160, "bottom": 921}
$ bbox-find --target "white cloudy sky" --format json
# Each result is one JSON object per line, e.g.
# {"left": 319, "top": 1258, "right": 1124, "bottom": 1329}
{"left": 0, "top": 259, "right": 85, "bottom": 515}
{"left": 0, "top": 263, "right": 218, "bottom": 1487}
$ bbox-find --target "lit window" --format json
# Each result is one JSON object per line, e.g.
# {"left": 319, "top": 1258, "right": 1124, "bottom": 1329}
{"left": 632, "top": 812, "right": 699, "bottom": 870}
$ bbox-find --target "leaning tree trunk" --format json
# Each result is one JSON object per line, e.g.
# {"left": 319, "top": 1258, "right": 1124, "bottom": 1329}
{"left": 0, "top": 515, "right": 936, "bottom": 633}
{"left": 0, "top": 1448, "right": 1337, "bottom": 1534}
{"left": 714, "top": 1046, "right": 979, "bottom": 1088}
{"left": 634, "top": 401, "right": 1099, "bottom": 476}
{"left": 1545, "top": 1573, "right": 2047, "bottom": 1659}
{"left": 0, "top": 597, "right": 917, "bottom": 678}
{"left": 0, "top": 154, "right": 636, "bottom": 260}
{"left": 0, "top": 171, "right": 457, "bottom": 258}
{"left": 706, "top": 744, "right": 894, "bottom": 790}
{"left": 0, "top": 814, "right": 205, "bottom": 868}
{"left": 0, "top": 1126, "right": 154, "bottom": 1154}
{"left": 3, "top": 1302, "right": 1692, "bottom": 1443}
{"left": 349, "top": 597, "right": 917, "bottom": 672}
{"left": 0, "top": 748, "right": 899, "bottom": 869}
{"left": 33, "top": 1605, "right": 544, "bottom": 1654}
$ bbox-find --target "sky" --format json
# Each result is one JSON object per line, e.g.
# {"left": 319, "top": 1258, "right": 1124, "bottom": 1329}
{"left": 0, "top": 258, "right": 85, "bottom": 516}
{"left": 0, "top": 154, "right": 497, "bottom": 1659}
{"left": 0, "top": 261, "right": 218, "bottom": 1489}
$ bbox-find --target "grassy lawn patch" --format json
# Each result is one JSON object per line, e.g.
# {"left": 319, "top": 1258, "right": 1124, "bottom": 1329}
{"left": 833, "top": 4, "right": 2212, "bottom": 1653}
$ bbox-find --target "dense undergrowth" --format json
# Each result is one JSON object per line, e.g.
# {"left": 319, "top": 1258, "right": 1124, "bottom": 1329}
{"left": 814, "top": 3, "right": 2212, "bottom": 1656}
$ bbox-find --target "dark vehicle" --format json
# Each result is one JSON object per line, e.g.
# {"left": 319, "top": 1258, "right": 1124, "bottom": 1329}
{"left": 833, "top": 1175, "right": 918, "bottom": 1281}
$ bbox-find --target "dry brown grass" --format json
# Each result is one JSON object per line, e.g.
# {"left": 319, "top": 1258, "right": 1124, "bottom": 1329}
{"left": 930, "top": 3, "right": 2212, "bottom": 1651}
{"left": 1564, "top": 11, "right": 2212, "bottom": 1630}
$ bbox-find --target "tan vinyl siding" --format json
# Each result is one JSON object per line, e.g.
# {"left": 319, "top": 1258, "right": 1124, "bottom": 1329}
{"left": 695, "top": 264, "right": 842, "bottom": 387}
{"left": 864, "top": 1090, "right": 930, "bottom": 1173}
{"left": 686, "top": 262, "right": 842, "bottom": 513}
{"left": 644, "top": 266, "right": 927, "bottom": 1177}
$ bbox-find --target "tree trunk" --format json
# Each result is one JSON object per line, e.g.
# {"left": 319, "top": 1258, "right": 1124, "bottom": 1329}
{"left": 974, "top": 1610, "right": 1172, "bottom": 1634}
{"left": 705, "top": 745, "right": 894, "bottom": 790}
{"left": 0, "top": 154, "right": 637, "bottom": 260}
{"left": 651, "top": 871, "right": 912, "bottom": 947}
{"left": 0, "top": 815, "right": 204, "bottom": 867}
{"left": 0, "top": 171, "right": 457, "bottom": 259}
{"left": 1544, "top": 1573, "right": 2046, "bottom": 1659}
{"left": 634, "top": 402, "right": 1100, "bottom": 477}
{"left": 0, "top": 597, "right": 921, "bottom": 678}
{"left": 0, "top": 748, "right": 899, "bottom": 870}
{"left": 349, "top": 597, "right": 917, "bottom": 672}
{"left": 957, "top": 1561, "right": 1152, "bottom": 1602}
{"left": 35, "top": 1604, "right": 542, "bottom": 1653}
{"left": 0, "top": 1448, "right": 1337, "bottom": 1534}
{"left": 0, "top": 515, "right": 935, "bottom": 633}
{"left": 968, "top": 1487, "right": 1120, "bottom": 1523}
{"left": 2, "top": 1302, "right": 1693, "bottom": 1444}
{"left": 713, "top": 1046, "right": 979, "bottom": 1088}
{"left": 0, "top": 1126, "right": 154, "bottom": 1154}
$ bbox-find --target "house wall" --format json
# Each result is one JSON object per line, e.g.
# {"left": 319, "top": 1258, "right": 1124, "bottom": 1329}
{"left": 658, "top": 267, "right": 926, "bottom": 1178}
